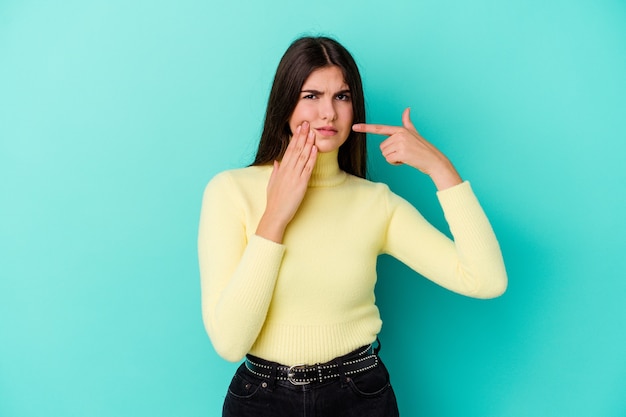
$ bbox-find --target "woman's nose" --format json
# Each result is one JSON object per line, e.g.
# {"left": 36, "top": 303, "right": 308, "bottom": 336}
{"left": 319, "top": 99, "right": 337, "bottom": 121}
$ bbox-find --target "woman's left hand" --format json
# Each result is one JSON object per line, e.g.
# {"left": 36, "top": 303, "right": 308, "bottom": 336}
{"left": 352, "top": 108, "right": 463, "bottom": 190}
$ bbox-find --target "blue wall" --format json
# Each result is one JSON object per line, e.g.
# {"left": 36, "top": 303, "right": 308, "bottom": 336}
{"left": 1, "top": 1, "right": 625, "bottom": 416}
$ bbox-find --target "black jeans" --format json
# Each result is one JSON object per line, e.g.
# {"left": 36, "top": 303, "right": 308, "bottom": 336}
{"left": 222, "top": 346, "right": 399, "bottom": 417}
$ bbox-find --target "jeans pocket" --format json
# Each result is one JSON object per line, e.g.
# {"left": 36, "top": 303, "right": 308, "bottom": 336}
{"left": 346, "top": 363, "right": 391, "bottom": 398}
{"left": 227, "top": 372, "right": 263, "bottom": 400}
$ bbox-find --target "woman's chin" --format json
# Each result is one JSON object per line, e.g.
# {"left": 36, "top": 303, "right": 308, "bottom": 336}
{"left": 314, "top": 138, "right": 347, "bottom": 154}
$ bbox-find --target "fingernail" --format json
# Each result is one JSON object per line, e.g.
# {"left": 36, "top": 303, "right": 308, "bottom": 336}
{"left": 303, "top": 121, "right": 309, "bottom": 128}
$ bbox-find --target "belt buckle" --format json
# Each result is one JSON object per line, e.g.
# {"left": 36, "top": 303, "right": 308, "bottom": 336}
{"left": 287, "top": 364, "right": 311, "bottom": 385}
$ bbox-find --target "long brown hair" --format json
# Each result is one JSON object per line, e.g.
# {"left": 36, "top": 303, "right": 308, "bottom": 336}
{"left": 252, "top": 36, "right": 367, "bottom": 178}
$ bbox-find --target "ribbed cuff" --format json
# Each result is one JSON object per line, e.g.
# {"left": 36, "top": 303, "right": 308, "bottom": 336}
{"left": 436, "top": 181, "right": 498, "bottom": 253}
{"left": 230, "top": 234, "right": 286, "bottom": 313}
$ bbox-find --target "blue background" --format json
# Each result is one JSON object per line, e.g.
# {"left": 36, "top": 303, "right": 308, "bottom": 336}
{"left": 1, "top": 0, "right": 625, "bottom": 416}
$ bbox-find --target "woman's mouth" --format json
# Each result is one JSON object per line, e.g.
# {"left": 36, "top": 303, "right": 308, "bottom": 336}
{"left": 315, "top": 126, "right": 338, "bottom": 137}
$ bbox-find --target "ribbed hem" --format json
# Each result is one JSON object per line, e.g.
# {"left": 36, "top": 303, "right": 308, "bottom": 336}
{"left": 249, "top": 317, "right": 382, "bottom": 366}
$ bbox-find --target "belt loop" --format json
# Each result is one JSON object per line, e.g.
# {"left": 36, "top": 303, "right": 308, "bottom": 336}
{"left": 334, "top": 356, "right": 348, "bottom": 387}
{"left": 268, "top": 361, "right": 277, "bottom": 390}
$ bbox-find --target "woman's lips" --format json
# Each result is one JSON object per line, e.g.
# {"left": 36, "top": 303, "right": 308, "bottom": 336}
{"left": 315, "top": 127, "right": 338, "bottom": 137}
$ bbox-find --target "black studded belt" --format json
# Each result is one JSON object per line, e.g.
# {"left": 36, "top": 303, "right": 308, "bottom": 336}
{"left": 244, "top": 344, "right": 379, "bottom": 385}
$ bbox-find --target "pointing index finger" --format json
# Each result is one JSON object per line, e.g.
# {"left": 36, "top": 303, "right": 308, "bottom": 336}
{"left": 352, "top": 123, "right": 401, "bottom": 136}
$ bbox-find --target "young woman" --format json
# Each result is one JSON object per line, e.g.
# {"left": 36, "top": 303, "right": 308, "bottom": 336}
{"left": 198, "top": 36, "right": 507, "bottom": 417}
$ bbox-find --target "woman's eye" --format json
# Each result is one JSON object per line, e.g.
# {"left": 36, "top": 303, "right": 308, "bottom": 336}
{"left": 303, "top": 94, "right": 316, "bottom": 99}
{"left": 336, "top": 94, "right": 351, "bottom": 101}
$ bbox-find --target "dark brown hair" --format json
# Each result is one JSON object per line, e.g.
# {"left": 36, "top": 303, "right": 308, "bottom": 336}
{"left": 251, "top": 36, "right": 367, "bottom": 178}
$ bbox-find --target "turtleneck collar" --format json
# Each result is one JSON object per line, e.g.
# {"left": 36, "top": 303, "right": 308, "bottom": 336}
{"left": 309, "top": 149, "right": 347, "bottom": 187}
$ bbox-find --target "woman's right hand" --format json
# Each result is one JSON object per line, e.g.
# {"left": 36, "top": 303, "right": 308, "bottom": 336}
{"left": 255, "top": 121, "right": 318, "bottom": 243}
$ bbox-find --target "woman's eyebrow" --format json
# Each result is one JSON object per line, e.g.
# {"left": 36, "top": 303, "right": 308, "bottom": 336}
{"left": 300, "top": 88, "right": 351, "bottom": 95}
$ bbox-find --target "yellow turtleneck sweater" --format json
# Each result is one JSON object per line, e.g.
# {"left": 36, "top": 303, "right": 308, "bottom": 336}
{"left": 198, "top": 150, "right": 507, "bottom": 365}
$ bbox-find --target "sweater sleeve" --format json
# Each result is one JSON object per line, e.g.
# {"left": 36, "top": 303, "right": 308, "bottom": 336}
{"left": 382, "top": 181, "right": 507, "bottom": 298}
{"left": 197, "top": 172, "right": 285, "bottom": 361}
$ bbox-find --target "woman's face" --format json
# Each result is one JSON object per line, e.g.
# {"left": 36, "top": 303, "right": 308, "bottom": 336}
{"left": 288, "top": 66, "right": 353, "bottom": 153}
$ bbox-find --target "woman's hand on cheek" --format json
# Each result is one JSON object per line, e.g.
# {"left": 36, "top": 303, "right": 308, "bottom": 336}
{"left": 352, "top": 108, "right": 462, "bottom": 190}
{"left": 256, "top": 122, "right": 318, "bottom": 243}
